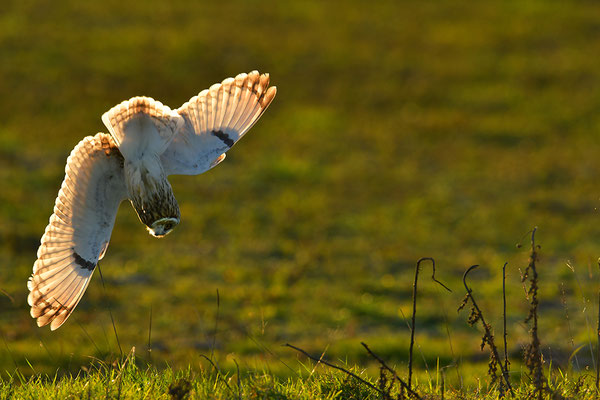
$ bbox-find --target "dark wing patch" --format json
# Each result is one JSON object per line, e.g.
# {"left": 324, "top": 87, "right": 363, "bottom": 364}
{"left": 211, "top": 130, "right": 234, "bottom": 148}
{"left": 73, "top": 251, "right": 96, "bottom": 271}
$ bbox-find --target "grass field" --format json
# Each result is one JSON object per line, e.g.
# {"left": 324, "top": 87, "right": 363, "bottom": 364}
{"left": 2, "top": 0, "right": 600, "bottom": 397}
{"left": 1, "top": 356, "right": 598, "bottom": 399}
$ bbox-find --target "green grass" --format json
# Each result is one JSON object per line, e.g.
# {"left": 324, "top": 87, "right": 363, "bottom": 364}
{"left": 2, "top": 0, "right": 600, "bottom": 396}
{"left": 1, "top": 354, "right": 599, "bottom": 399}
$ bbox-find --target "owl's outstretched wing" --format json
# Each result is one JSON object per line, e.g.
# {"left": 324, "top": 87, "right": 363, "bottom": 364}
{"left": 161, "top": 70, "right": 277, "bottom": 176}
{"left": 28, "top": 133, "right": 127, "bottom": 330}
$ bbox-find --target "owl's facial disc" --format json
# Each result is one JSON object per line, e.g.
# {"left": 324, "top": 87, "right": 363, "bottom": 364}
{"left": 148, "top": 217, "right": 179, "bottom": 238}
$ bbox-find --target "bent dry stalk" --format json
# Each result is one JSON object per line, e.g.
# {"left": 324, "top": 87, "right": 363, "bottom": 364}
{"left": 408, "top": 257, "right": 451, "bottom": 390}
{"left": 458, "top": 265, "right": 513, "bottom": 397}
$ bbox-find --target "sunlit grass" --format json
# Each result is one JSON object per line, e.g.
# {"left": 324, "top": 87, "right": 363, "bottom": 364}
{"left": 1, "top": 353, "right": 599, "bottom": 399}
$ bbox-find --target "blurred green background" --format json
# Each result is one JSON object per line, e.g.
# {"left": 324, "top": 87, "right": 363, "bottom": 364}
{"left": 2, "top": 0, "right": 600, "bottom": 386}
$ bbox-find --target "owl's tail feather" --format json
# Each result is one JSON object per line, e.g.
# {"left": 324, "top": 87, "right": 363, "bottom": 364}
{"left": 102, "top": 97, "right": 183, "bottom": 161}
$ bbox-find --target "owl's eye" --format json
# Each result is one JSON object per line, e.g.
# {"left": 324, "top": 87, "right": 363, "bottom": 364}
{"left": 164, "top": 223, "right": 173, "bottom": 231}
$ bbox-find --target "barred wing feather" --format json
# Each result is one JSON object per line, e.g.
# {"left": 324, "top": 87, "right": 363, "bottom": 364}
{"left": 161, "top": 70, "right": 277, "bottom": 176}
{"left": 27, "top": 133, "right": 127, "bottom": 330}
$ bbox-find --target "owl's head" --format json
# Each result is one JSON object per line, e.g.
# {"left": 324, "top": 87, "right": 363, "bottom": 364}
{"left": 148, "top": 217, "right": 180, "bottom": 238}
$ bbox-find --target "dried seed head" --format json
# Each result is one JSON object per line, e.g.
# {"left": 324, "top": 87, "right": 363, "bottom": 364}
{"left": 457, "top": 294, "right": 470, "bottom": 313}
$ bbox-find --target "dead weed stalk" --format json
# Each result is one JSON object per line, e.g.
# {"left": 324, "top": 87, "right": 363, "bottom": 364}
{"left": 520, "top": 227, "right": 544, "bottom": 399}
{"left": 408, "top": 257, "right": 451, "bottom": 390}
{"left": 458, "top": 265, "right": 513, "bottom": 397}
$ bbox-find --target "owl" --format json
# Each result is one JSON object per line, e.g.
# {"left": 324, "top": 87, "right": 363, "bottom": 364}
{"left": 28, "top": 71, "right": 276, "bottom": 330}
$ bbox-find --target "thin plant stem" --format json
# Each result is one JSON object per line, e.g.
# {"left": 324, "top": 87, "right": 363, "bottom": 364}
{"left": 560, "top": 282, "right": 580, "bottom": 370}
{"left": 0, "top": 288, "right": 14, "bottom": 303}
{"left": 147, "top": 305, "right": 153, "bottom": 365}
{"left": 285, "top": 343, "right": 394, "bottom": 399}
{"left": 461, "top": 265, "right": 513, "bottom": 397}
{"left": 199, "top": 354, "right": 235, "bottom": 395}
{"left": 210, "top": 288, "right": 220, "bottom": 365}
{"left": 97, "top": 264, "right": 122, "bottom": 357}
{"left": 408, "top": 257, "right": 451, "bottom": 390}
{"left": 522, "top": 227, "right": 543, "bottom": 399}
{"left": 566, "top": 260, "right": 596, "bottom": 371}
{"left": 502, "top": 262, "right": 510, "bottom": 376}
{"left": 361, "top": 342, "right": 423, "bottom": 400}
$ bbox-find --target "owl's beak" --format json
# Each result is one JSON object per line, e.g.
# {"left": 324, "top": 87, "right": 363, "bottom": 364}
{"left": 148, "top": 217, "right": 179, "bottom": 238}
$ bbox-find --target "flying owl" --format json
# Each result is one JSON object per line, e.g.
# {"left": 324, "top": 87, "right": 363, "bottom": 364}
{"left": 27, "top": 71, "right": 277, "bottom": 330}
